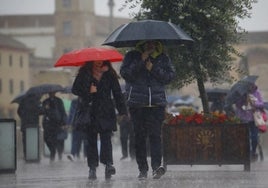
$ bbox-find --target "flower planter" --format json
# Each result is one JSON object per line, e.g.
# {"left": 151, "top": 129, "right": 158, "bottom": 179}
{"left": 162, "top": 123, "right": 250, "bottom": 171}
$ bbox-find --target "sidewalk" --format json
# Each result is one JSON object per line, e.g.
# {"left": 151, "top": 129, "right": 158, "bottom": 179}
{"left": 1, "top": 145, "right": 268, "bottom": 188}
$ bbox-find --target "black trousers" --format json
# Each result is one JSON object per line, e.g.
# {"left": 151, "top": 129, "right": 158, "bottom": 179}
{"left": 44, "top": 129, "right": 64, "bottom": 160}
{"left": 87, "top": 128, "right": 113, "bottom": 169}
{"left": 129, "top": 106, "right": 165, "bottom": 172}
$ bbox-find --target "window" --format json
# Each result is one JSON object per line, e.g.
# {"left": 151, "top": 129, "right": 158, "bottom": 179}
{"left": 63, "top": 0, "right": 71, "bottom": 7}
{"left": 63, "top": 21, "right": 72, "bottom": 36}
{"left": 9, "top": 79, "right": 14, "bottom": 94}
{"left": 20, "top": 56, "right": 23, "bottom": 68}
{"left": 20, "top": 81, "right": 24, "bottom": 92}
{"left": 9, "top": 55, "right": 12, "bottom": 67}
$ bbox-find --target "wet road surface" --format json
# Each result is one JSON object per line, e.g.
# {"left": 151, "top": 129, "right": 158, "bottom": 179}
{"left": 1, "top": 145, "right": 268, "bottom": 188}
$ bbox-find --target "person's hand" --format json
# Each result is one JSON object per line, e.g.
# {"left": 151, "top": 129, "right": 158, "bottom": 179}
{"left": 146, "top": 60, "right": 153, "bottom": 71}
{"left": 90, "top": 83, "right": 97, "bottom": 93}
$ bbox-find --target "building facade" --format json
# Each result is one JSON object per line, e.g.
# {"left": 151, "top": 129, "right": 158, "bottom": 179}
{"left": 0, "top": 0, "right": 267, "bottom": 118}
{"left": 0, "top": 34, "right": 30, "bottom": 117}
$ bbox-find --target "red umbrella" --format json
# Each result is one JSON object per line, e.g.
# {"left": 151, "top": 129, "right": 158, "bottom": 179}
{"left": 54, "top": 47, "right": 124, "bottom": 67}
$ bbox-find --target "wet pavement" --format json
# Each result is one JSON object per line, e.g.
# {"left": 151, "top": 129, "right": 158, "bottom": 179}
{"left": 1, "top": 145, "right": 268, "bottom": 188}
{"left": 1, "top": 130, "right": 268, "bottom": 188}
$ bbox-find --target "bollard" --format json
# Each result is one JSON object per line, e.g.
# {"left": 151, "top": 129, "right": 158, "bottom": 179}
{"left": 0, "top": 119, "right": 16, "bottom": 173}
{"left": 25, "top": 126, "right": 40, "bottom": 162}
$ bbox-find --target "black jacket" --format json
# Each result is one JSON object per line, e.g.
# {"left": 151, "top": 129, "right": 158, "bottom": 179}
{"left": 120, "top": 50, "right": 175, "bottom": 107}
{"left": 72, "top": 69, "right": 127, "bottom": 131}
{"left": 42, "top": 96, "right": 67, "bottom": 130}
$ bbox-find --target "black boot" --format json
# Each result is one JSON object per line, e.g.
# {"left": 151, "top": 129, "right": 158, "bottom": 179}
{"left": 88, "top": 168, "right": 97, "bottom": 180}
{"left": 105, "top": 164, "right": 116, "bottom": 180}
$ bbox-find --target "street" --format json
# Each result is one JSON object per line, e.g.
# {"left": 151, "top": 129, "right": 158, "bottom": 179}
{"left": 1, "top": 142, "right": 268, "bottom": 188}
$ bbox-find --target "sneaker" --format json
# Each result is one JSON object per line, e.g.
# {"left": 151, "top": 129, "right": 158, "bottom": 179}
{"left": 88, "top": 169, "right": 97, "bottom": 180}
{"left": 251, "top": 153, "right": 258, "bottom": 162}
{"left": 67, "top": 154, "right": 74, "bottom": 162}
{"left": 152, "top": 166, "right": 165, "bottom": 179}
{"left": 138, "top": 171, "right": 148, "bottom": 180}
{"left": 105, "top": 164, "right": 116, "bottom": 180}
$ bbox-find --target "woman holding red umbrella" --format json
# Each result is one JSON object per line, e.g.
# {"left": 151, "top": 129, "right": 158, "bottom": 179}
{"left": 72, "top": 60, "right": 127, "bottom": 180}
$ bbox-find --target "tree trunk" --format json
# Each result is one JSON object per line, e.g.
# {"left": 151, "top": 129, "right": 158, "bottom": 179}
{"left": 193, "top": 62, "right": 209, "bottom": 114}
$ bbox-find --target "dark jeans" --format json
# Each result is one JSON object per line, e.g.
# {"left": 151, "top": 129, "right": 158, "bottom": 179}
{"left": 129, "top": 106, "right": 165, "bottom": 172}
{"left": 71, "top": 129, "right": 88, "bottom": 157}
{"left": 119, "top": 121, "right": 135, "bottom": 159}
{"left": 248, "top": 121, "right": 259, "bottom": 154}
{"left": 87, "top": 128, "right": 113, "bottom": 169}
{"left": 44, "top": 129, "right": 64, "bottom": 160}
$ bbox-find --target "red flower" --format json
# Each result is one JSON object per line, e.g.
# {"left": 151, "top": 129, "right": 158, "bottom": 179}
{"left": 166, "top": 111, "right": 240, "bottom": 126}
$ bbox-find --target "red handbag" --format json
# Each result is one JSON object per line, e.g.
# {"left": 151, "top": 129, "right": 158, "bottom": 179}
{"left": 258, "top": 111, "right": 267, "bottom": 133}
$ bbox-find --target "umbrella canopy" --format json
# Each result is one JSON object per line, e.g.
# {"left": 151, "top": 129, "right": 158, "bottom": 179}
{"left": 225, "top": 75, "right": 258, "bottom": 106}
{"left": 102, "top": 19, "right": 194, "bottom": 48}
{"left": 61, "top": 86, "right": 72, "bottom": 94}
{"left": 206, "top": 88, "right": 229, "bottom": 101}
{"left": 11, "top": 91, "right": 27, "bottom": 104}
{"left": 26, "top": 84, "right": 64, "bottom": 96}
{"left": 54, "top": 47, "right": 124, "bottom": 67}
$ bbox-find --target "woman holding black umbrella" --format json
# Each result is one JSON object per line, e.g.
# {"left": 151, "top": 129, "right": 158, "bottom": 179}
{"left": 72, "top": 61, "right": 127, "bottom": 180}
{"left": 120, "top": 40, "right": 175, "bottom": 179}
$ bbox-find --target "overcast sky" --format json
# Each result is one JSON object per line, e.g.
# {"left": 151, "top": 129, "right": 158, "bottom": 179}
{"left": 0, "top": 0, "right": 267, "bottom": 32}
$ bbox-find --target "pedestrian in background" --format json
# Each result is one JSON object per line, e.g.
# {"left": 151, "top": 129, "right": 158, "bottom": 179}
{"left": 120, "top": 40, "right": 176, "bottom": 179}
{"left": 67, "top": 97, "right": 88, "bottom": 161}
{"left": 17, "top": 94, "right": 42, "bottom": 159}
{"left": 117, "top": 111, "right": 135, "bottom": 160}
{"left": 72, "top": 60, "right": 127, "bottom": 180}
{"left": 210, "top": 93, "right": 226, "bottom": 113}
{"left": 42, "top": 91, "right": 67, "bottom": 161}
{"left": 235, "top": 83, "right": 264, "bottom": 161}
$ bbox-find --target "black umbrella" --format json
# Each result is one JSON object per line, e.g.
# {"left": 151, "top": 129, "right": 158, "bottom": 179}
{"left": 102, "top": 19, "right": 194, "bottom": 47}
{"left": 11, "top": 91, "right": 42, "bottom": 104}
{"left": 26, "top": 84, "right": 64, "bottom": 96}
{"left": 206, "top": 88, "right": 229, "bottom": 101}
{"left": 61, "top": 86, "right": 72, "bottom": 94}
{"left": 11, "top": 91, "right": 27, "bottom": 104}
{"left": 225, "top": 75, "right": 258, "bottom": 106}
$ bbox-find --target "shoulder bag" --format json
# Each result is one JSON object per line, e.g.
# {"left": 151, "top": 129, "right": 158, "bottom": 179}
{"left": 253, "top": 110, "right": 267, "bottom": 133}
{"left": 73, "top": 103, "right": 92, "bottom": 131}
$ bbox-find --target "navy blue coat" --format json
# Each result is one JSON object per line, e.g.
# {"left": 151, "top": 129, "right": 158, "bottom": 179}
{"left": 120, "top": 50, "right": 175, "bottom": 107}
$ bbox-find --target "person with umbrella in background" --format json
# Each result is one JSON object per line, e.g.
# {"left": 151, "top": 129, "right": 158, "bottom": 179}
{"left": 120, "top": 40, "right": 176, "bottom": 179}
{"left": 42, "top": 91, "right": 67, "bottom": 161}
{"left": 206, "top": 88, "right": 228, "bottom": 113}
{"left": 17, "top": 94, "right": 43, "bottom": 159}
{"left": 233, "top": 76, "right": 264, "bottom": 162}
{"left": 72, "top": 60, "right": 127, "bottom": 180}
